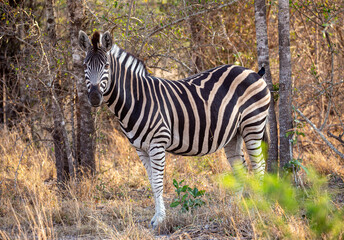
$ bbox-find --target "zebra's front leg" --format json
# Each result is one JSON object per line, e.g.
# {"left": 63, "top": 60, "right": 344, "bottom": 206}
{"left": 148, "top": 146, "right": 166, "bottom": 228}
{"left": 137, "top": 147, "right": 166, "bottom": 228}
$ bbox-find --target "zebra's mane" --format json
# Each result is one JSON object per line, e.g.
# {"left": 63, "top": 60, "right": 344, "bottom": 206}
{"left": 91, "top": 31, "right": 101, "bottom": 51}
{"left": 111, "top": 44, "right": 148, "bottom": 76}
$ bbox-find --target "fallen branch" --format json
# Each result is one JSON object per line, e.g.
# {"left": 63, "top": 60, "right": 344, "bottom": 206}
{"left": 294, "top": 107, "right": 344, "bottom": 159}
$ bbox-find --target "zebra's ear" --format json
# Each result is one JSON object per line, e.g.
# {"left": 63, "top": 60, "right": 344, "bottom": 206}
{"left": 101, "top": 31, "right": 112, "bottom": 52}
{"left": 78, "top": 30, "right": 91, "bottom": 52}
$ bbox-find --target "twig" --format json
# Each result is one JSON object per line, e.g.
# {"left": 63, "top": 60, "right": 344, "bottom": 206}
{"left": 291, "top": 2, "right": 321, "bottom": 27}
{"left": 294, "top": 107, "right": 344, "bottom": 159}
{"left": 139, "top": 0, "right": 239, "bottom": 54}
{"left": 151, "top": 0, "right": 238, "bottom": 37}
{"left": 319, "top": 31, "right": 334, "bottom": 131}
{"left": 297, "top": 171, "right": 309, "bottom": 197}
{"left": 219, "top": 14, "right": 243, "bottom": 66}
{"left": 85, "top": 2, "right": 100, "bottom": 23}
{"left": 149, "top": 53, "right": 193, "bottom": 73}
{"left": 327, "top": 131, "right": 344, "bottom": 145}
{"left": 15, "top": 36, "right": 41, "bottom": 56}
{"left": 125, "top": 0, "right": 134, "bottom": 50}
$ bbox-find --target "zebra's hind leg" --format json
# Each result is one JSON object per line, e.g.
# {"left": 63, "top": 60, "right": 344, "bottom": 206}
{"left": 243, "top": 130, "right": 267, "bottom": 182}
{"left": 224, "top": 132, "right": 247, "bottom": 195}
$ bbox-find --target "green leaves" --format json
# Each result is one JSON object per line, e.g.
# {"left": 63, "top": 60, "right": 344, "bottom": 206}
{"left": 169, "top": 201, "right": 180, "bottom": 208}
{"left": 170, "top": 179, "right": 206, "bottom": 213}
{"left": 284, "top": 158, "right": 309, "bottom": 174}
{"left": 262, "top": 174, "right": 298, "bottom": 213}
{"left": 220, "top": 167, "right": 344, "bottom": 238}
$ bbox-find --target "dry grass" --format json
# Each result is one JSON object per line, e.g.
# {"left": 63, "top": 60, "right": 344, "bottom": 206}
{"left": 0, "top": 127, "right": 343, "bottom": 239}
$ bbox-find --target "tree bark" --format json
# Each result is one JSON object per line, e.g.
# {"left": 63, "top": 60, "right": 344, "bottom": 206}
{"left": 254, "top": 0, "right": 278, "bottom": 172}
{"left": 2, "top": 69, "right": 7, "bottom": 131}
{"left": 46, "top": 0, "right": 75, "bottom": 183}
{"left": 67, "top": 0, "right": 96, "bottom": 176}
{"left": 278, "top": 0, "right": 293, "bottom": 173}
{"left": 189, "top": 16, "right": 204, "bottom": 73}
{"left": 46, "top": 0, "right": 57, "bottom": 47}
{"left": 188, "top": 1, "right": 205, "bottom": 73}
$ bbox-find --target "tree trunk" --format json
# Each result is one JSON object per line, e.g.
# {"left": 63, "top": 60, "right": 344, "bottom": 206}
{"left": 67, "top": 0, "right": 96, "bottom": 176}
{"left": 46, "top": 0, "right": 74, "bottom": 183}
{"left": 278, "top": 0, "right": 293, "bottom": 173}
{"left": 52, "top": 115, "right": 70, "bottom": 183}
{"left": 2, "top": 69, "right": 7, "bottom": 131}
{"left": 188, "top": 1, "right": 205, "bottom": 73}
{"left": 189, "top": 16, "right": 204, "bottom": 73}
{"left": 254, "top": 0, "right": 278, "bottom": 172}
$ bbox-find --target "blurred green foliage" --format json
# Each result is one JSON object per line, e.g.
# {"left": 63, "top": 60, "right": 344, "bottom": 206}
{"left": 221, "top": 167, "right": 344, "bottom": 238}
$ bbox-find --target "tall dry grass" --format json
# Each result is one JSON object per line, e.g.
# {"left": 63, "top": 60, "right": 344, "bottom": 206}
{"left": 0, "top": 126, "right": 343, "bottom": 239}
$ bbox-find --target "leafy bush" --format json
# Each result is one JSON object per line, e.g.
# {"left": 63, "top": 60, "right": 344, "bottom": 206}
{"left": 170, "top": 179, "right": 206, "bottom": 213}
{"left": 221, "top": 167, "right": 344, "bottom": 238}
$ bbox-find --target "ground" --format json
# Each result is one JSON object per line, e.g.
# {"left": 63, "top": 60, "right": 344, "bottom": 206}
{"left": 0, "top": 127, "right": 344, "bottom": 239}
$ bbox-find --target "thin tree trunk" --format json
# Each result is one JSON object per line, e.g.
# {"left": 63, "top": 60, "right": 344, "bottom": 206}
{"left": 51, "top": 91, "right": 75, "bottom": 179}
{"left": 278, "top": 0, "right": 293, "bottom": 173}
{"left": 46, "top": 0, "right": 74, "bottom": 183}
{"left": 2, "top": 69, "right": 7, "bottom": 131}
{"left": 188, "top": 1, "right": 204, "bottom": 73}
{"left": 189, "top": 16, "right": 204, "bottom": 73}
{"left": 67, "top": 0, "right": 96, "bottom": 176}
{"left": 254, "top": 0, "right": 278, "bottom": 172}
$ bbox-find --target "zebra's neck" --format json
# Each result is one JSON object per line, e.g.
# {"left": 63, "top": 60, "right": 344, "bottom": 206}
{"left": 103, "top": 44, "right": 149, "bottom": 121}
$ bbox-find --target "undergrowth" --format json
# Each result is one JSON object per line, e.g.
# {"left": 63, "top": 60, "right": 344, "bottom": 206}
{"left": 221, "top": 166, "right": 344, "bottom": 239}
{"left": 170, "top": 179, "right": 206, "bottom": 212}
{"left": 0, "top": 128, "right": 343, "bottom": 239}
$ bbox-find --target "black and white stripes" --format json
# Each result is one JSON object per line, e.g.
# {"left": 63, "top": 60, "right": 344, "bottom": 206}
{"left": 78, "top": 31, "right": 270, "bottom": 228}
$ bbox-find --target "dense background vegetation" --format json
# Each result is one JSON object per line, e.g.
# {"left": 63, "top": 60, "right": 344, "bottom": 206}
{"left": 0, "top": 0, "right": 343, "bottom": 239}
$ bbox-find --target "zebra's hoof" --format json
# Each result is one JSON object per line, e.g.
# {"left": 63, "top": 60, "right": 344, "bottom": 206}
{"left": 150, "top": 213, "right": 165, "bottom": 229}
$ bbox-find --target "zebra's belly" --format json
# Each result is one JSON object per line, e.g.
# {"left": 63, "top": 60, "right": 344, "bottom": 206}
{"left": 166, "top": 147, "right": 222, "bottom": 157}
{"left": 165, "top": 132, "right": 229, "bottom": 156}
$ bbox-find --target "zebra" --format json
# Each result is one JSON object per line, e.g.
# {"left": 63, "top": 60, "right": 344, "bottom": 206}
{"left": 78, "top": 30, "right": 270, "bottom": 228}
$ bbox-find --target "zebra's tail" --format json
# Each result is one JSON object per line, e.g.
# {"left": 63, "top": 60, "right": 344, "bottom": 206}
{"left": 262, "top": 119, "right": 270, "bottom": 161}
{"left": 258, "top": 67, "right": 265, "bottom": 77}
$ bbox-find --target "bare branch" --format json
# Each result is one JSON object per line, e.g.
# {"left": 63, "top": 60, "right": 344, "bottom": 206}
{"left": 125, "top": 0, "right": 134, "bottom": 50}
{"left": 139, "top": 0, "right": 239, "bottom": 54}
{"left": 319, "top": 31, "right": 335, "bottom": 131}
{"left": 149, "top": 53, "right": 193, "bottom": 73}
{"left": 294, "top": 107, "right": 344, "bottom": 159}
{"left": 327, "top": 131, "right": 344, "bottom": 146}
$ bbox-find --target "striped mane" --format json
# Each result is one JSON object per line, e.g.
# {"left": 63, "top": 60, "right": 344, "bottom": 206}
{"left": 111, "top": 44, "right": 147, "bottom": 76}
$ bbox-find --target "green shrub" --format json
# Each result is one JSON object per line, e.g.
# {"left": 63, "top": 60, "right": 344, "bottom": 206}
{"left": 221, "top": 167, "right": 344, "bottom": 238}
{"left": 170, "top": 179, "right": 206, "bottom": 213}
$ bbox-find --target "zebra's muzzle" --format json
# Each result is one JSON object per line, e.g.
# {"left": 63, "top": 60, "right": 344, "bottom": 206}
{"left": 88, "top": 85, "right": 103, "bottom": 107}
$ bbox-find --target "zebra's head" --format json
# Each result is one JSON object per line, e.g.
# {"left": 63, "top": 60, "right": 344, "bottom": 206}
{"left": 78, "top": 30, "right": 112, "bottom": 107}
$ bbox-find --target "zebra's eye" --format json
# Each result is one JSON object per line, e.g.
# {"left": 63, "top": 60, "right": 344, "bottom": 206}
{"left": 104, "top": 63, "right": 110, "bottom": 70}
{"left": 83, "top": 63, "right": 88, "bottom": 69}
